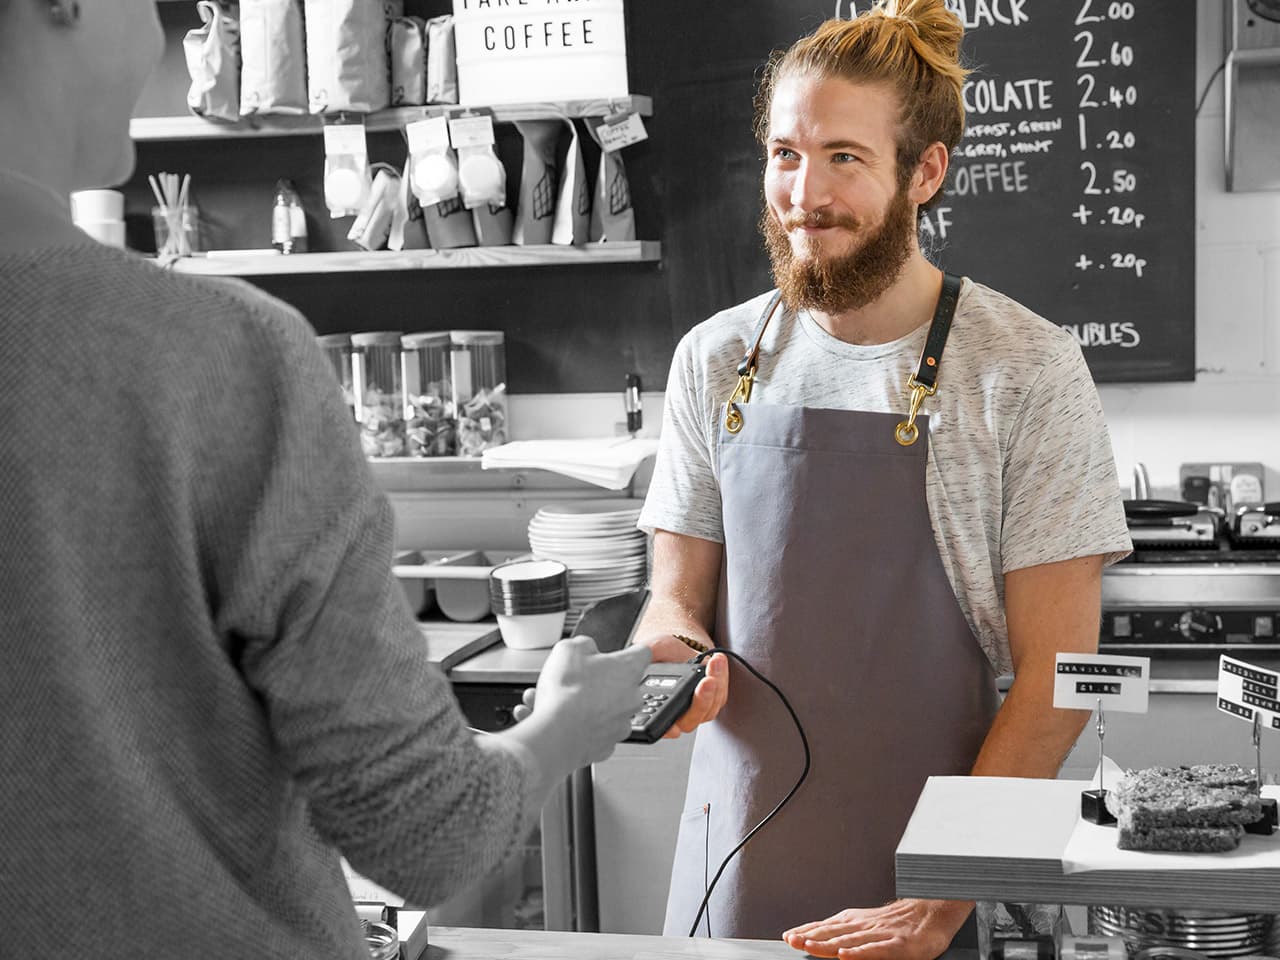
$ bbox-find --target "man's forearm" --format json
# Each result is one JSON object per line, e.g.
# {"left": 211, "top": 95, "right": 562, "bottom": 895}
{"left": 969, "top": 679, "right": 1092, "bottom": 779}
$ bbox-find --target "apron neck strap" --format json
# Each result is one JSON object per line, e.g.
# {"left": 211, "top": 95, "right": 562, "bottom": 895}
{"left": 725, "top": 275, "right": 964, "bottom": 438}
{"left": 910, "top": 272, "right": 963, "bottom": 393}
{"left": 736, "top": 290, "right": 785, "bottom": 378}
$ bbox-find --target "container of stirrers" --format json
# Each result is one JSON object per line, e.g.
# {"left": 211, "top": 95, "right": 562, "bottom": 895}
{"left": 148, "top": 171, "right": 199, "bottom": 258}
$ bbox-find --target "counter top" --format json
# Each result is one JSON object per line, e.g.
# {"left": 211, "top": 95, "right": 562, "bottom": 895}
{"left": 896, "top": 776, "right": 1280, "bottom": 911}
{"left": 420, "top": 621, "right": 549, "bottom": 684}
{"left": 423, "top": 926, "right": 975, "bottom": 960}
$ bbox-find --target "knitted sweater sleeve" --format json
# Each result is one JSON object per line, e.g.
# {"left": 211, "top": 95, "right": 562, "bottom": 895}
{"left": 188, "top": 287, "right": 530, "bottom": 906}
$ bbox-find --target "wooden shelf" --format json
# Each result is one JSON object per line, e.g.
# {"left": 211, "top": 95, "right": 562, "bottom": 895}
{"left": 131, "top": 95, "right": 653, "bottom": 142}
{"left": 158, "top": 242, "right": 660, "bottom": 276}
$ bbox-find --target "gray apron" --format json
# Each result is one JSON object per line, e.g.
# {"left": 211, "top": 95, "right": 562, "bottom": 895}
{"left": 663, "top": 277, "right": 1000, "bottom": 941}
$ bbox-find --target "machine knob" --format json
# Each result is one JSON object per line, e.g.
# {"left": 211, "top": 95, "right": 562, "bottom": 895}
{"left": 1177, "top": 609, "right": 1222, "bottom": 641}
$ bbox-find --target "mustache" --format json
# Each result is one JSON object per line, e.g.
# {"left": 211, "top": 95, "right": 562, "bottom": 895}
{"left": 781, "top": 210, "right": 859, "bottom": 231}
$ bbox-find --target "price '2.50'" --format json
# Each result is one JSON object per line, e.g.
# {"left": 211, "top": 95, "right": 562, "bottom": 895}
{"left": 1080, "top": 162, "right": 1138, "bottom": 195}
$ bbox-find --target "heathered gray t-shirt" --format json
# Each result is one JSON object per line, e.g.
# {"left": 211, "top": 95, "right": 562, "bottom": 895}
{"left": 639, "top": 278, "right": 1133, "bottom": 675}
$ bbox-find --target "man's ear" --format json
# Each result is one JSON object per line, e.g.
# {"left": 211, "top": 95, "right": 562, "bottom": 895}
{"left": 910, "top": 141, "right": 950, "bottom": 206}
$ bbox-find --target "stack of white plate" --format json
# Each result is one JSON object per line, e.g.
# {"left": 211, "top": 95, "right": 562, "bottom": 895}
{"left": 527, "top": 500, "right": 647, "bottom": 632}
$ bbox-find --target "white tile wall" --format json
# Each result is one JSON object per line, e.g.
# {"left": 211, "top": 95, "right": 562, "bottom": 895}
{"left": 500, "top": 0, "right": 1280, "bottom": 502}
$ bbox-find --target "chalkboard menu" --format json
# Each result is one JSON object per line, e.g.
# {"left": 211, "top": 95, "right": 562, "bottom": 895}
{"left": 926, "top": 0, "right": 1197, "bottom": 381}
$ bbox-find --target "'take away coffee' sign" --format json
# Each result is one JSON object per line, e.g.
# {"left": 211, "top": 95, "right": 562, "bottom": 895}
{"left": 452, "top": 0, "right": 630, "bottom": 105}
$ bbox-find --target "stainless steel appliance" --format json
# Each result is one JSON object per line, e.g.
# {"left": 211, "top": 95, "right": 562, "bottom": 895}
{"left": 1100, "top": 499, "right": 1280, "bottom": 654}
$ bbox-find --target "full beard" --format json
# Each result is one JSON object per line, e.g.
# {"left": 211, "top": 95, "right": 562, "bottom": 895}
{"left": 761, "top": 184, "right": 917, "bottom": 314}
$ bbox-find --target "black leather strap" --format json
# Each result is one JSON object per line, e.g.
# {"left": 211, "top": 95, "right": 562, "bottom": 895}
{"left": 912, "top": 273, "right": 963, "bottom": 392}
{"left": 735, "top": 274, "right": 962, "bottom": 384}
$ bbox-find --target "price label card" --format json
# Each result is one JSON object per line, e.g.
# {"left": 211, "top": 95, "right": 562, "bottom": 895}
{"left": 406, "top": 116, "right": 450, "bottom": 155}
{"left": 1053, "top": 653, "right": 1150, "bottom": 712}
{"left": 595, "top": 112, "right": 648, "bottom": 153}
{"left": 448, "top": 114, "right": 496, "bottom": 149}
{"left": 1218, "top": 655, "right": 1280, "bottom": 731}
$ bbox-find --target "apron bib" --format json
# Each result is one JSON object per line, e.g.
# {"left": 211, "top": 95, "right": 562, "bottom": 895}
{"left": 663, "top": 277, "right": 999, "bottom": 941}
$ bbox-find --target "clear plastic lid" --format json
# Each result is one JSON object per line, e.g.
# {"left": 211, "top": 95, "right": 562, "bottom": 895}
{"left": 402, "top": 331, "right": 452, "bottom": 349}
{"left": 351, "top": 331, "right": 404, "bottom": 349}
{"left": 450, "top": 330, "right": 504, "bottom": 346}
{"left": 316, "top": 333, "right": 352, "bottom": 348}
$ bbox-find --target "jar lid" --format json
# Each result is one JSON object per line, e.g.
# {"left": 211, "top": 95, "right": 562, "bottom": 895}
{"left": 351, "top": 331, "right": 405, "bottom": 348}
{"left": 402, "top": 331, "right": 452, "bottom": 349}
{"left": 316, "top": 333, "right": 352, "bottom": 348}
{"left": 450, "top": 330, "right": 504, "bottom": 346}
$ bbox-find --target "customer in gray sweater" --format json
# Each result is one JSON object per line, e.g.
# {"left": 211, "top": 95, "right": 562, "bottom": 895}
{"left": 0, "top": 2, "right": 652, "bottom": 957}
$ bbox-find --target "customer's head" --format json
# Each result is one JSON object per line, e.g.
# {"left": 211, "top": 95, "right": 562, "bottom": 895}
{"left": 0, "top": 0, "right": 164, "bottom": 190}
{"left": 756, "top": 0, "right": 967, "bottom": 209}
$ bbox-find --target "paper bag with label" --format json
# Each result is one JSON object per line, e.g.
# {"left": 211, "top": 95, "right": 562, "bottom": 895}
{"left": 585, "top": 116, "right": 636, "bottom": 242}
{"left": 184, "top": 1, "right": 241, "bottom": 123}
{"left": 239, "top": 0, "right": 307, "bottom": 116}
{"left": 304, "top": 0, "right": 403, "bottom": 115}
{"left": 348, "top": 165, "right": 401, "bottom": 251}
{"left": 389, "top": 16, "right": 427, "bottom": 107}
{"left": 424, "top": 195, "right": 477, "bottom": 249}
{"left": 425, "top": 15, "right": 459, "bottom": 104}
{"left": 553, "top": 120, "right": 591, "bottom": 246}
{"left": 511, "top": 121, "right": 560, "bottom": 246}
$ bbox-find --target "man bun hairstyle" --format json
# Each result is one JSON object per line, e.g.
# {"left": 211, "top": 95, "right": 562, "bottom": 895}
{"left": 755, "top": 0, "right": 969, "bottom": 211}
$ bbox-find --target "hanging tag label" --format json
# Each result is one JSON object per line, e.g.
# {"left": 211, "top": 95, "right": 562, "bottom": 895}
{"left": 1218, "top": 655, "right": 1280, "bottom": 730}
{"left": 448, "top": 114, "right": 497, "bottom": 149}
{"left": 323, "top": 121, "right": 368, "bottom": 156}
{"left": 1053, "top": 653, "right": 1150, "bottom": 712}
{"left": 406, "top": 116, "right": 451, "bottom": 155}
{"left": 596, "top": 111, "right": 648, "bottom": 153}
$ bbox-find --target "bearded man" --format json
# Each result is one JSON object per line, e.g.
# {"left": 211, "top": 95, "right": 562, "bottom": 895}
{"left": 633, "top": 3, "right": 1132, "bottom": 960}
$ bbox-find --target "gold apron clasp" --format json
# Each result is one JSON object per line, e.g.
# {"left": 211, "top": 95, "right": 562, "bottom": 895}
{"left": 894, "top": 375, "right": 936, "bottom": 447}
{"left": 724, "top": 371, "right": 755, "bottom": 434}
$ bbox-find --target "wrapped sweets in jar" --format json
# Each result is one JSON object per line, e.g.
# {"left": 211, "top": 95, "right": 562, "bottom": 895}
{"left": 351, "top": 331, "right": 406, "bottom": 457}
{"left": 317, "top": 333, "right": 356, "bottom": 419}
{"left": 450, "top": 330, "right": 507, "bottom": 457}
{"left": 401, "top": 331, "right": 456, "bottom": 456}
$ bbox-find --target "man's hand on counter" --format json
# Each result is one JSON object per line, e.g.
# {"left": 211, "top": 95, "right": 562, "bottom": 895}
{"left": 781, "top": 898, "right": 973, "bottom": 960}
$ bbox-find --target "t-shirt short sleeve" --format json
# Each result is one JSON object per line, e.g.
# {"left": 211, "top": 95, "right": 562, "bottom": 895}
{"left": 1000, "top": 340, "right": 1132, "bottom": 573}
{"left": 639, "top": 330, "right": 726, "bottom": 543}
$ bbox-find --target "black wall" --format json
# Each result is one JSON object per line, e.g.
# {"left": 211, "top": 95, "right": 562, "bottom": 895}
{"left": 129, "top": 1, "right": 1196, "bottom": 391}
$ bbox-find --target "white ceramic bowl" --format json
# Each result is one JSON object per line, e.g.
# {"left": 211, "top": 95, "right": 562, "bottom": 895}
{"left": 435, "top": 578, "right": 493, "bottom": 622}
{"left": 497, "top": 610, "right": 567, "bottom": 650}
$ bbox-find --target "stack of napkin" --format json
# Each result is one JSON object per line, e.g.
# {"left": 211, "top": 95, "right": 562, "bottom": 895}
{"left": 481, "top": 437, "right": 658, "bottom": 490}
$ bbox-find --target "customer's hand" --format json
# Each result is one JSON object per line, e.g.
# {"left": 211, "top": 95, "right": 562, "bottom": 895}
{"left": 514, "top": 635, "right": 651, "bottom": 768}
{"left": 646, "top": 633, "right": 728, "bottom": 739}
{"left": 782, "top": 898, "right": 973, "bottom": 959}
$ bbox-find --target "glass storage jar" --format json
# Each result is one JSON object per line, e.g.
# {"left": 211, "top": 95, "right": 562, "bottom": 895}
{"left": 450, "top": 330, "right": 507, "bottom": 457}
{"left": 352, "top": 331, "right": 406, "bottom": 457}
{"left": 401, "top": 332, "right": 456, "bottom": 457}
{"left": 317, "top": 333, "right": 356, "bottom": 419}
{"left": 359, "top": 919, "right": 400, "bottom": 960}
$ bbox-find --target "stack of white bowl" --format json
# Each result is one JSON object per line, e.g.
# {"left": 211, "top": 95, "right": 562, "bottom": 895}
{"left": 527, "top": 500, "right": 647, "bottom": 632}
{"left": 70, "top": 189, "right": 126, "bottom": 248}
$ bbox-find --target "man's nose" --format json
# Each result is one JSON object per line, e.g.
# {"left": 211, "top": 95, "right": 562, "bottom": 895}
{"left": 789, "top": 160, "right": 833, "bottom": 211}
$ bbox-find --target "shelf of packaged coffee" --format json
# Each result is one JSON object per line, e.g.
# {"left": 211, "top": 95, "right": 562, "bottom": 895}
{"left": 159, "top": 241, "right": 661, "bottom": 275}
{"left": 129, "top": 95, "right": 653, "bottom": 141}
{"left": 895, "top": 776, "right": 1280, "bottom": 911}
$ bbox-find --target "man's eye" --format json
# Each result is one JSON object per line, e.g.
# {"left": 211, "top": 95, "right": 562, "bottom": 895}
{"left": 833, "top": 152, "right": 858, "bottom": 163}
{"left": 773, "top": 147, "right": 798, "bottom": 161}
